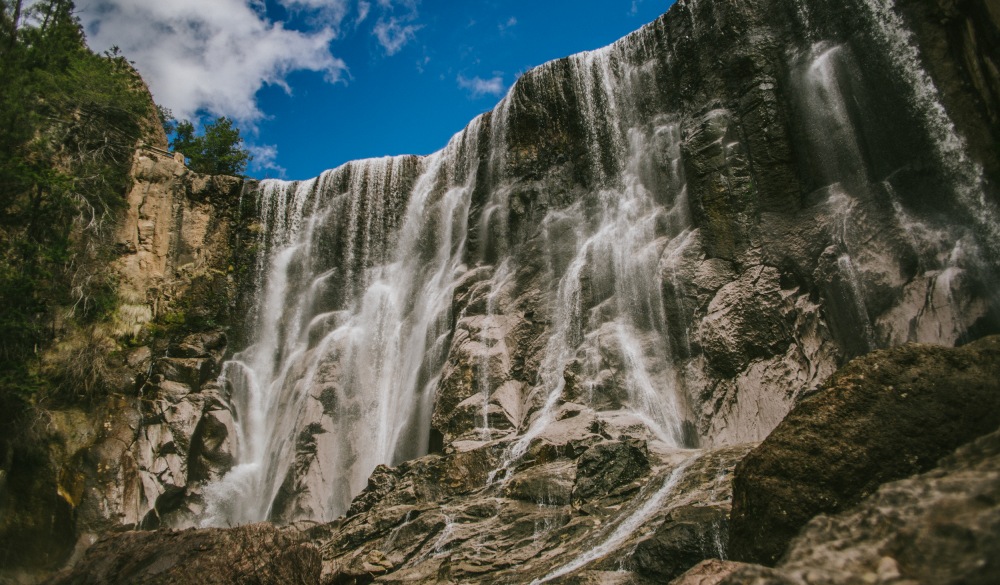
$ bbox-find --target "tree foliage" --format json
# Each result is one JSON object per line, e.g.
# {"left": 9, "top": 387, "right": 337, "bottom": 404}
{"left": 168, "top": 115, "right": 253, "bottom": 176}
{"left": 0, "top": 0, "right": 152, "bottom": 410}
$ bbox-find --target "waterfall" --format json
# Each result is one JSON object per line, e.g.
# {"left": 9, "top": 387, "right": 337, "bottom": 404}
{"left": 203, "top": 121, "right": 484, "bottom": 525}
{"left": 199, "top": 21, "right": 696, "bottom": 525}
{"left": 792, "top": 36, "right": 998, "bottom": 351}
{"left": 531, "top": 454, "right": 700, "bottom": 584}
{"left": 195, "top": 0, "right": 998, "bottom": 529}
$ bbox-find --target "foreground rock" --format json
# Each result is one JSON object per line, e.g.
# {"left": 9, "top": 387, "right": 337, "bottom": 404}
{"left": 312, "top": 414, "right": 752, "bottom": 584}
{"left": 729, "top": 336, "right": 1000, "bottom": 565}
{"left": 675, "top": 427, "right": 1000, "bottom": 584}
{"left": 44, "top": 523, "right": 320, "bottom": 585}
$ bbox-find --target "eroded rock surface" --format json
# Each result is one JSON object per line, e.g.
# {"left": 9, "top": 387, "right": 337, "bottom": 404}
{"left": 0, "top": 151, "right": 248, "bottom": 577}
{"left": 673, "top": 428, "right": 1000, "bottom": 585}
{"left": 45, "top": 523, "right": 320, "bottom": 585}
{"left": 729, "top": 336, "right": 1000, "bottom": 565}
{"left": 313, "top": 431, "right": 752, "bottom": 585}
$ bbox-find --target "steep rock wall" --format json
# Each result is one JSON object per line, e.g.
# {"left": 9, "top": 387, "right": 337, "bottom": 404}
{"left": 0, "top": 150, "right": 249, "bottom": 577}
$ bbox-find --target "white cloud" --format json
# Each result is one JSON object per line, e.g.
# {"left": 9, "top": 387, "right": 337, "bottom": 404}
{"left": 373, "top": 17, "right": 421, "bottom": 55}
{"left": 76, "top": 0, "right": 347, "bottom": 123}
{"left": 416, "top": 55, "right": 431, "bottom": 74}
{"left": 498, "top": 16, "right": 517, "bottom": 32}
{"left": 457, "top": 74, "right": 505, "bottom": 99}
{"left": 277, "top": 0, "right": 352, "bottom": 29}
{"left": 356, "top": 1, "right": 371, "bottom": 25}
{"left": 248, "top": 144, "right": 287, "bottom": 178}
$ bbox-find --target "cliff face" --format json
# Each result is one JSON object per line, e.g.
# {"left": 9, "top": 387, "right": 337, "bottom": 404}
{"left": 7, "top": 0, "right": 1000, "bottom": 581}
{"left": 0, "top": 150, "right": 247, "bottom": 576}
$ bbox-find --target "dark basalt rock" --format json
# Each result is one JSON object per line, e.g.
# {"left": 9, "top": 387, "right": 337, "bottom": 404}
{"left": 572, "top": 439, "right": 652, "bottom": 503}
{"left": 729, "top": 335, "right": 1000, "bottom": 566}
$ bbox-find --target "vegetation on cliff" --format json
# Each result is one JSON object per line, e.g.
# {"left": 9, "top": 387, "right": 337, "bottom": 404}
{"left": 161, "top": 111, "right": 253, "bottom": 177}
{"left": 0, "top": 0, "right": 153, "bottom": 414}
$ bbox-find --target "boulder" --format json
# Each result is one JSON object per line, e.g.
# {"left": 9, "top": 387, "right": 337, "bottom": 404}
{"left": 709, "top": 427, "right": 1000, "bottom": 585}
{"left": 632, "top": 504, "right": 729, "bottom": 581}
{"left": 729, "top": 336, "right": 1000, "bottom": 565}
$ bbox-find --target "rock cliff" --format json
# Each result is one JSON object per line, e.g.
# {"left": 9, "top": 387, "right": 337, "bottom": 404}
{"left": 0, "top": 149, "right": 250, "bottom": 578}
{"left": 3, "top": 0, "right": 999, "bottom": 582}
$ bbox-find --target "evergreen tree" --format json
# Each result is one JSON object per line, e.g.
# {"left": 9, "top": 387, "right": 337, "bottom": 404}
{"left": 168, "top": 115, "right": 253, "bottom": 176}
{"left": 0, "top": 0, "right": 151, "bottom": 408}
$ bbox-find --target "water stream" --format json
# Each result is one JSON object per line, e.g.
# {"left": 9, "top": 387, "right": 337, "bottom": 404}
{"left": 531, "top": 454, "right": 699, "bottom": 584}
{"left": 202, "top": 122, "right": 485, "bottom": 525}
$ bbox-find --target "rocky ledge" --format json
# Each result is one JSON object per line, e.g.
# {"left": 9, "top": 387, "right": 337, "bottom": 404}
{"left": 48, "top": 337, "right": 1000, "bottom": 584}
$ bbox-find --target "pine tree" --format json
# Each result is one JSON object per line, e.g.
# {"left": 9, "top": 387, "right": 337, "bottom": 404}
{"left": 0, "top": 0, "right": 151, "bottom": 407}
{"left": 169, "top": 115, "right": 253, "bottom": 176}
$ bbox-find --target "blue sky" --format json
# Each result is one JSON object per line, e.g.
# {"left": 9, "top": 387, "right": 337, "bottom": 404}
{"left": 77, "top": 1, "right": 673, "bottom": 180}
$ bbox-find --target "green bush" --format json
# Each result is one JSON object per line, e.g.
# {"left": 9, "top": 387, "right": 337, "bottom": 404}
{"left": 168, "top": 114, "right": 253, "bottom": 176}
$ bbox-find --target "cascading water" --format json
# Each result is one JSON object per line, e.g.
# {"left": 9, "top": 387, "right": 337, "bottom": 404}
{"left": 202, "top": 24, "right": 697, "bottom": 524}
{"left": 195, "top": 0, "right": 998, "bottom": 534}
{"left": 203, "top": 123, "right": 484, "bottom": 525}
{"left": 488, "top": 45, "right": 694, "bottom": 481}
{"left": 531, "top": 454, "right": 700, "bottom": 585}
{"left": 793, "top": 36, "right": 997, "bottom": 352}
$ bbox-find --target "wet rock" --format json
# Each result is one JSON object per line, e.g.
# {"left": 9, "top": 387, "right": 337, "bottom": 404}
{"left": 188, "top": 406, "right": 236, "bottom": 483}
{"left": 307, "top": 436, "right": 749, "bottom": 585}
{"left": 432, "top": 311, "right": 523, "bottom": 442}
{"left": 698, "top": 266, "right": 793, "bottom": 377}
{"left": 502, "top": 461, "right": 576, "bottom": 505}
{"left": 572, "top": 439, "right": 651, "bottom": 503}
{"left": 715, "top": 428, "right": 1000, "bottom": 585}
{"left": 683, "top": 109, "right": 758, "bottom": 263}
{"left": 45, "top": 523, "right": 321, "bottom": 585}
{"left": 347, "top": 465, "right": 400, "bottom": 518}
{"left": 729, "top": 335, "right": 1000, "bottom": 565}
{"left": 632, "top": 504, "right": 729, "bottom": 581}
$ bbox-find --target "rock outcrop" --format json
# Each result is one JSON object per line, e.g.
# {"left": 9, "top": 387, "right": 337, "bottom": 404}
{"left": 45, "top": 523, "right": 320, "bottom": 585}
{"left": 313, "top": 435, "right": 750, "bottom": 584}
{"left": 729, "top": 335, "right": 1000, "bottom": 565}
{"left": 0, "top": 150, "right": 249, "bottom": 577}
{"left": 676, "top": 427, "right": 1000, "bottom": 585}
